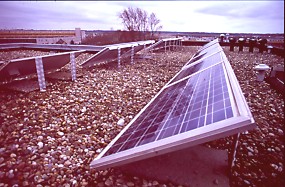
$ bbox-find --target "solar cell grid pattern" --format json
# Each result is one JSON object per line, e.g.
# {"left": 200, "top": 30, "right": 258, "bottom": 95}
{"left": 185, "top": 43, "right": 221, "bottom": 67}
{"left": 169, "top": 52, "right": 223, "bottom": 84}
{"left": 104, "top": 63, "right": 234, "bottom": 156}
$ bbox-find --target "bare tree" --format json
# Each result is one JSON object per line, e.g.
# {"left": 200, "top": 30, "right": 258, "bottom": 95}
{"left": 149, "top": 13, "right": 162, "bottom": 38}
{"left": 118, "top": 7, "right": 162, "bottom": 40}
{"left": 137, "top": 8, "right": 148, "bottom": 32}
{"left": 119, "top": 7, "right": 145, "bottom": 32}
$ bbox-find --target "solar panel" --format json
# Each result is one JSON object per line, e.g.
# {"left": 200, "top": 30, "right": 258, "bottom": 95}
{"left": 90, "top": 39, "right": 255, "bottom": 170}
{"left": 81, "top": 40, "right": 155, "bottom": 67}
{"left": 0, "top": 43, "right": 104, "bottom": 52}
{"left": 0, "top": 51, "right": 83, "bottom": 83}
{"left": 144, "top": 38, "right": 182, "bottom": 52}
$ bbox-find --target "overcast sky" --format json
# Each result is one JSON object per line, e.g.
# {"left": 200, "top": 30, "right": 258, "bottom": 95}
{"left": 0, "top": 1, "right": 284, "bottom": 33}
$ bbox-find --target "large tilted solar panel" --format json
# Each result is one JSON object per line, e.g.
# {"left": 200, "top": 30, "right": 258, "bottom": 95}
{"left": 90, "top": 39, "right": 255, "bottom": 170}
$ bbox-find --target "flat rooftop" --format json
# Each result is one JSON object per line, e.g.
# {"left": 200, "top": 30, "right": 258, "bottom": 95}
{"left": 0, "top": 46, "right": 284, "bottom": 187}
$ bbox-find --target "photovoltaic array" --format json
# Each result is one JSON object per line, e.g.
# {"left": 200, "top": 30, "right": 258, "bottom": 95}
{"left": 90, "top": 39, "right": 255, "bottom": 170}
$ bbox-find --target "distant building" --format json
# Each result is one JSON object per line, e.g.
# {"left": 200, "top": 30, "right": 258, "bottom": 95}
{"left": 0, "top": 28, "right": 86, "bottom": 44}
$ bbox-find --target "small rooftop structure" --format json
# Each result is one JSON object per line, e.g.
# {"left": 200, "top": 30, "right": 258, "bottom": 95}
{"left": 253, "top": 64, "right": 270, "bottom": 82}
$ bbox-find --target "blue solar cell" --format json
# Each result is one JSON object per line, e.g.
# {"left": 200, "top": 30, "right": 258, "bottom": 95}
{"left": 226, "top": 107, "right": 234, "bottom": 118}
{"left": 213, "top": 109, "right": 226, "bottom": 123}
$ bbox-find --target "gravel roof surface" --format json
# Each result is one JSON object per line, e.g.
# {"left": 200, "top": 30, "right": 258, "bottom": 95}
{"left": 0, "top": 46, "right": 284, "bottom": 187}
